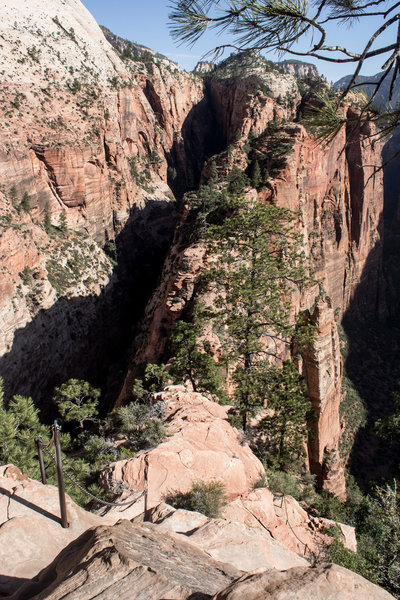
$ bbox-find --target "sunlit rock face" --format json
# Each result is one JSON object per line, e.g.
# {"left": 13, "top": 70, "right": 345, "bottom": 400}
{"left": 0, "top": 0, "right": 385, "bottom": 496}
{"left": 122, "top": 87, "right": 383, "bottom": 496}
{"left": 0, "top": 0, "right": 207, "bottom": 403}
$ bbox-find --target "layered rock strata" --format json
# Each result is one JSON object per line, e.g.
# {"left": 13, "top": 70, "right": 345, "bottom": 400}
{"left": 11, "top": 520, "right": 241, "bottom": 600}
{"left": 0, "top": 0, "right": 207, "bottom": 402}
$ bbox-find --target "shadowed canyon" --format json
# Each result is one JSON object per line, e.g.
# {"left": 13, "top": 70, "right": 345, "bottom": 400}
{"left": 1, "top": 1, "right": 400, "bottom": 599}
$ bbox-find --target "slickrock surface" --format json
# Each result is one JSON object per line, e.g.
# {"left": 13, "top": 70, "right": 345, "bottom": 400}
{"left": 100, "top": 387, "right": 264, "bottom": 516}
{"left": 0, "top": 465, "right": 103, "bottom": 597}
{"left": 137, "top": 503, "right": 309, "bottom": 572}
{"left": 0, "top": 468, "right": 387, "bottom": 600}
{"left": 100, "top": 389, "right": 355, "bottom": 558}
{"left": 211, "top": 563, "right": 396, "bottom": 600}
{"left": 11, "top": 520, "right": 241, "bottom": 600}
{"left": 223, "top": 488, "right": 356, "bottom": 556}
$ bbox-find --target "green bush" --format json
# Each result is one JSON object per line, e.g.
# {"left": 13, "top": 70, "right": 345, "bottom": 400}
{"left": 107, "top": 401, "right": 166, "bottom": 451}
{"left": 327, "top": 527, "right": 380, "bottom": 585}
{"left": 131, "top": 363, "right": 169, "bottom": 403}
{"left": 165, "top": 480, "right": 226, "bottom": 518}
{"left": 265, "top": 468, "right": 301, "bottom": 499}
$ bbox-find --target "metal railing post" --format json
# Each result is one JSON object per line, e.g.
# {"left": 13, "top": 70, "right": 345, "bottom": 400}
{"left": 36, "top": 438, "right": 47, "bottom": 485}
{"left": 143, "top": 489, "right": 148, "bottom": 521}
{"left": 53, "top": 420, "right": 69, "bottom": 528}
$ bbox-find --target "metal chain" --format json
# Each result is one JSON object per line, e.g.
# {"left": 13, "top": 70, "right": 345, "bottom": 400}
{"left": 41, "top": 445, "right": 145, "bottom": 508}
{"left": 277, "top": 493, "right": 309, "bottom": 555}
{"left": 36, "top": 432, "right": 55, "bottom": 449}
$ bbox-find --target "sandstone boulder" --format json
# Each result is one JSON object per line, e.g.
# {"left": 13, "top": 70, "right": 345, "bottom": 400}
{"left": 211, "top": 563, "right": 395, "bottom": 600}
{"left": 99, "top": 387, "right": 264, "bottom": 521}
{"left": 0, "top": 465, "right": 103, "bottom": 597}
{"left": 223, "top": 488, "right": 355, "bottom": 557}
{"left": 136, "top": 503, "right": 309, "bottom": 572}
{"left": 11, "top": 520, "right": 241, "bottom": 600}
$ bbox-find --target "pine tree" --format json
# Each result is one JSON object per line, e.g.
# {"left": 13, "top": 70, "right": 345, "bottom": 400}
{"left": 9, "top": 185, "right": 19, "bottom": 212}
{"left": 43, "top": 202, "right": 52, "bottom": 234}
{"left": 0, "top": 378, "right": 48, "bottom": 476}
{"left": 204, "top": 195, "right": 314, "bottom": 429}
{"left": 132, "top": 363, "right": 169, "bottom": 403}
{"left": 20, "top": 192, "right": 31, "bottom": 214}
{"left": 59, "top": 209, "right": 68, "bottom": 235}
{"left": 227, "top": 166, "right": 250, "bottom": 195}
{"left": 258, "top": 360, "right": 311, "bottom": 468}
{"left": 52, "top": 379, "right": 100, "bottom": 429}
{"left": 250, "top": 160, "right": 261, "bottom": 189}
{"left": 209, "top": 160, "right": 218, "bottom": 184}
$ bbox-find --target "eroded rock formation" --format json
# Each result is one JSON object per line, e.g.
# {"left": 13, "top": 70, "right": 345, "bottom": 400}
{"left": 212, "top": 564, "right": 395, "bottom": 600}
{"left": 99, "top": 388, "right": 355, "bottom": 560}
{"left": 100, "top": 387, "right": 264, "bottom": 509}
{"left": 0, "top": 0, "right": 386, "bottom": 496}
{"left": 0, "top": 0, "right": 207, "bottom": 402}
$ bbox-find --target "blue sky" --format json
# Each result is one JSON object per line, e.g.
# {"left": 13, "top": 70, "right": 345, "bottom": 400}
{"left": 81, "top": 0, "right": 395, "bottom": 83}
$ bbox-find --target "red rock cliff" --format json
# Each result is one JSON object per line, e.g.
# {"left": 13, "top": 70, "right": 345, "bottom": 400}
{"left": 123, "top": 74, "right": 384, "bottom": 497}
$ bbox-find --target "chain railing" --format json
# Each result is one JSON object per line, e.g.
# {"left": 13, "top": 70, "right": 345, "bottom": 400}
{"left": 36, "top": 421, "right": 147, "bottom": 528}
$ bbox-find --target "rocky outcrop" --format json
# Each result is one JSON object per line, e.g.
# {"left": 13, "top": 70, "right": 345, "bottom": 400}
{"left": 281, "top": 60, "right": 320, "bottom": 80}
{"left": 302, "top": 301, "right": 346, "bottom": 499}
{"left": 0, "top": 464, "right": 103, "bottom": 597}
{"left": 223, "top": 487, "right": 356, "bottom": 558}
{"left": 100, "top": 387, "right": 264, "bottom": 513}
{"left": 99, "top": 389, "right": 355, "bottom": 560}
{"left": 11, "top": 519, "right": 241, "bottom": 600}
{"left": 135, "top": 503, "right": 309, "bottom": 572}
{"left": 207, "top": 53, "right": 298, "bottom": 145}
{"left": 195, "top": 61, "right": 216, "bottom": 74}
{"left": 211, "top": 564, "right": 395, "bottom": 600}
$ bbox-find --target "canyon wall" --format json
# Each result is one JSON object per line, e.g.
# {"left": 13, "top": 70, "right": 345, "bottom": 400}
{"left": 0, "top": 0, "right": 210, "bottom": 403}
{"left": 123, "top": 67, "right": 384, "bottom": 496}
{"left": 0, "top": 0, "right": 385, "bottom": 494}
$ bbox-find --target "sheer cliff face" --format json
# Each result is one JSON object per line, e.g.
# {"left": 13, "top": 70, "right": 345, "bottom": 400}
{"left": 123, "top": 81, "right": 383, "bottom": 497}
{"left": 0, "top": 0, "right": 205, "bottom": 401}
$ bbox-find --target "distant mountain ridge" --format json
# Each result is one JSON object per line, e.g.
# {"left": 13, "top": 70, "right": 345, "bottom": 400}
{"left": 334, "top": 70, "right": 400, "bottom": 108}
